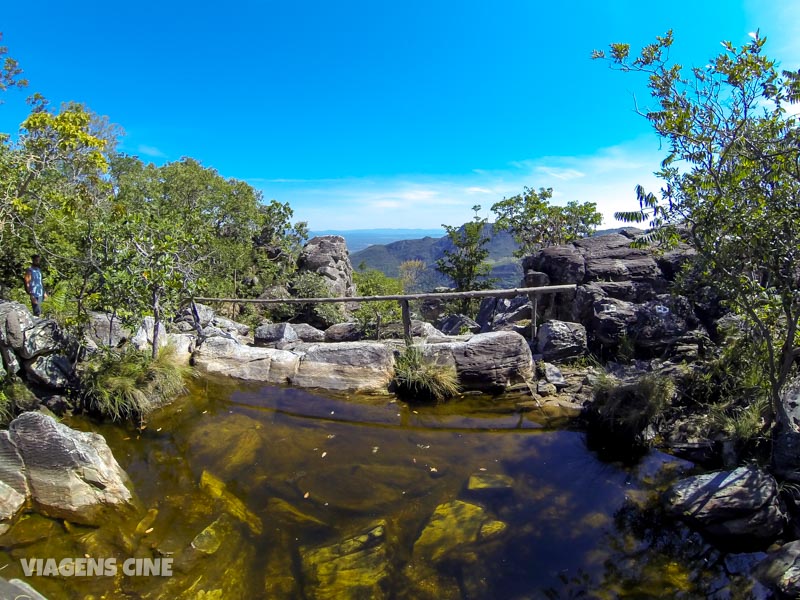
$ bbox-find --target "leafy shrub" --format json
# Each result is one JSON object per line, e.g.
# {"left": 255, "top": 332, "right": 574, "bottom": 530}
{"left": 392, "top": 345, "right": 459, "bottom": 402}
{"left": 82, "top": 343, "right": 191, "bottom": 423}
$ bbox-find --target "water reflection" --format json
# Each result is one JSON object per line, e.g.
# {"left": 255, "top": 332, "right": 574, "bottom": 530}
{"left": 0, "top": 378, "right": 702, "bottom": 598}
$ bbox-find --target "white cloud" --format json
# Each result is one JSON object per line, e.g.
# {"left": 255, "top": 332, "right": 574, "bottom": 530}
{"left": 249, "top": 138, "right": 664, "bottom": 230}
{"left": 137, "top": 144, "right": 166, "bottom": 158}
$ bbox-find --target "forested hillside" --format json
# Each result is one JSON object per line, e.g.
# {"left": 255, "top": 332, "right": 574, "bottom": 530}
{"left": 351, "top": 224, "right": 520, "bottom": 288}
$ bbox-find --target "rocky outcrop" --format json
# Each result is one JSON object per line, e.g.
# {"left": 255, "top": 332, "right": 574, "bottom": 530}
{"left": 297, "top": 236, "right": 357, "bottom": 299}
{"left": 664, "top": 466, "right": 786, "bottom": 543}
{"left": 0, "top": 412, "right": 134, "bottom": 527}
{"left": 0, "top": 301, "right": 76, "bottom": 390}
{"left": 519, "top": 234, "right": 704, "bottom": 359}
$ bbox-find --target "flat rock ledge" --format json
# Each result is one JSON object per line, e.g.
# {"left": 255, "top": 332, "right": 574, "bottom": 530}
{"left": 0, "top": 412, "right": 134, "bottom": 530}
{"left": 193, "top": 331, "right": 534, "bottom": 394}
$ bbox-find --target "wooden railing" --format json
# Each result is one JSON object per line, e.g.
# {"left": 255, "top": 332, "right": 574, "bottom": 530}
{"left": 194, "top": 284, "right": 577, "bottom": 342}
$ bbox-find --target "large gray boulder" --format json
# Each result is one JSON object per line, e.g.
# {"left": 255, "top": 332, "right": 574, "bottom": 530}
{"left": 292, "top": 322, "right": 326, "bottom": 342}
{"left": 324, "top": 322, "right": 363, "bottom": 342}
{"left": 24, "top": 354, "right": 74, "bottom": 389}
{"left": 254, "top": 323, "right": 299, "bottom": 348}
{"left": 20, "top": 319, "right": 65, "bottom": 360}
{"left": 292, "top": 342, "right": 395, "bottom": 392}
{"left": 536, "top": 320, "right": 587, "bottom": 361}
{"left": 85, "top": 311, "right": 133, "bottom": 348}
{"left": 0, "top": 301, "right": 35, "bottom": 351}
{"left": 0, "top": 412, "right": 134, "bottom": 525}
{"left": 193, "top": 336, "right": 300, "bottom": 384}
{"left": 664, "top": 466, "right": 786, "bottom": 542}
{"left": 297, "top": 236, "right": 357, "bottom": 299}
{"left": 437, "top": 314, "right": 480, "bottom": 336}
{"left": 426, "top": 331, "right": 534, "bottom": 393}
{"left": 523, "top": 245, "right": 585, "bottom": 285}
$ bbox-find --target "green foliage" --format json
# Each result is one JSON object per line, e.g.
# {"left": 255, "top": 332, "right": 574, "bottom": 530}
{"left": 491, "top": 187, "right": 602, "bottom": 256}
{"left": 0, "top": 32, "right": 28, "bottom": 98}
{"left": 81, "top": 343, "right": 190, "bottom": 424}
{"left": 278, "top": 271, "right": 343, "bottom": 327}
{"left": 392, "top": 346, "right": 460, "bottom": 403}
{"left": 596, "top": 31, "right": 800, "bottom": 426}
{"left": 436, "top": 206, "right": 495, "bottom": 314}
{"left": 352, "top": 268, "right": 402, "bottom": 339}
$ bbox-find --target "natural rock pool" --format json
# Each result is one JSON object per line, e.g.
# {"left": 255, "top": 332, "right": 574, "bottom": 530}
{"left": 0, "top": 378, "right": 708, "bottom": 598}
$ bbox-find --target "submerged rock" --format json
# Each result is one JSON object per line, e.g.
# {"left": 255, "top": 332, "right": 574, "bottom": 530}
{"left": 199, "top": 471, "right": 262, "bottom": 535}
{"left": 413, "top": 500, "right": 507, "bottom": 563}
{"left": 301, "top": 522, "right": 390, "bottom": 600}
{"left": 664, "top": 466, "right": 786, "bottom": 543}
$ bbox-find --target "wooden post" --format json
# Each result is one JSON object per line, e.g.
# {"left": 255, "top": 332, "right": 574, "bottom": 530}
{"left": 400, "top": 299, "right": 411, "bottom": 346}
{"left": 531, "top": 295, "right": 538, "bottom": 343}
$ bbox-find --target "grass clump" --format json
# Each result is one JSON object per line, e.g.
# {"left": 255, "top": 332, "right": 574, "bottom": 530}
{"left": 709, "top": 396, "right": 769, "bottom": 449}
{"left": 82, "top": 343, "right": 191, "bottom": 424}
{"left": 588, "top": 373, "right": 675, "bottom": 453}
{"left": 0, "top": 389, "right": 12, "bottom": 426}
{"left": 392, "top": 345, "right": 460, "bottom": 402}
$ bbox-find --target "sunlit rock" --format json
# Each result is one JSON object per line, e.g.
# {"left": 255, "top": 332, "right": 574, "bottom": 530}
{"left": 4, "top": 412, "right": 134, "bottom": 525}
{"left": 292, "top": 342, "right": 394, "bottom": 392}
{"left": 193, "top": 336, "right": 300, "bottom": 383}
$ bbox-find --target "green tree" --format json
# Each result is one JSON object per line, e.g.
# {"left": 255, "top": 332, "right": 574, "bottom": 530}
{"left": 353, "top": 267, "right": 402, "bottom": 339}
{"left": 594, "top": 31, "right": 800, "bottom": 429}
{"left": 436, "top": 206, "right": 494, "bottom": 314}
{"left": 0, "top": 32, "right": 27, "bottom": 98}
{"left": 491, "top": 187, "right": 602, "bottom": 256}
{"left": 398, "top": 259, "right": 426, "bottom": 293}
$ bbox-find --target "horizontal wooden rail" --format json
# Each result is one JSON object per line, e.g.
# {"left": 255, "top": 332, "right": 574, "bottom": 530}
{"left": 193, "top": 285, "right": 576, "bottom": 305}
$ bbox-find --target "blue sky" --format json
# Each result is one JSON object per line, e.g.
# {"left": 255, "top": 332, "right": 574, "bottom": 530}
{"left": 1, "top": 1, "right": 797, "bottom": 230}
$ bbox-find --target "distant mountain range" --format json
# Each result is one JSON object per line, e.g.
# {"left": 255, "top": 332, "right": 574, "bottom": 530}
{"left": 319, "top": 226, "right": 640, "bottom": 290}
{"left": 308, "top": 229, "right": 446, "bottom": 253}
{"left": 349, "top": 224, "right": 522, "bottom": 289}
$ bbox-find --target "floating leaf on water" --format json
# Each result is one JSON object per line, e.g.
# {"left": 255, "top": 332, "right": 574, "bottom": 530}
{"left": 321, "top": 452, "right": 327, "bottom": 458}
{"left": 372, "top": 446, "right": 379, "bottom": 454}
{"left": 145, "top": 527, "right": 154, "bottom": 534}
{"left": 304, "top": 492, "right": 310, "bottom": 499}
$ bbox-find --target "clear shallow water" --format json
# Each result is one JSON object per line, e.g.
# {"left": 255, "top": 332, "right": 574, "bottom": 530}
{"left": 0, "top": 378, "right": 702, "bottom": 599}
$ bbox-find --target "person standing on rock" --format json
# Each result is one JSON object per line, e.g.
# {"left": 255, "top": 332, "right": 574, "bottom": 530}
{"left": 24, "top": 255, "right": 46, "bottom": 317}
